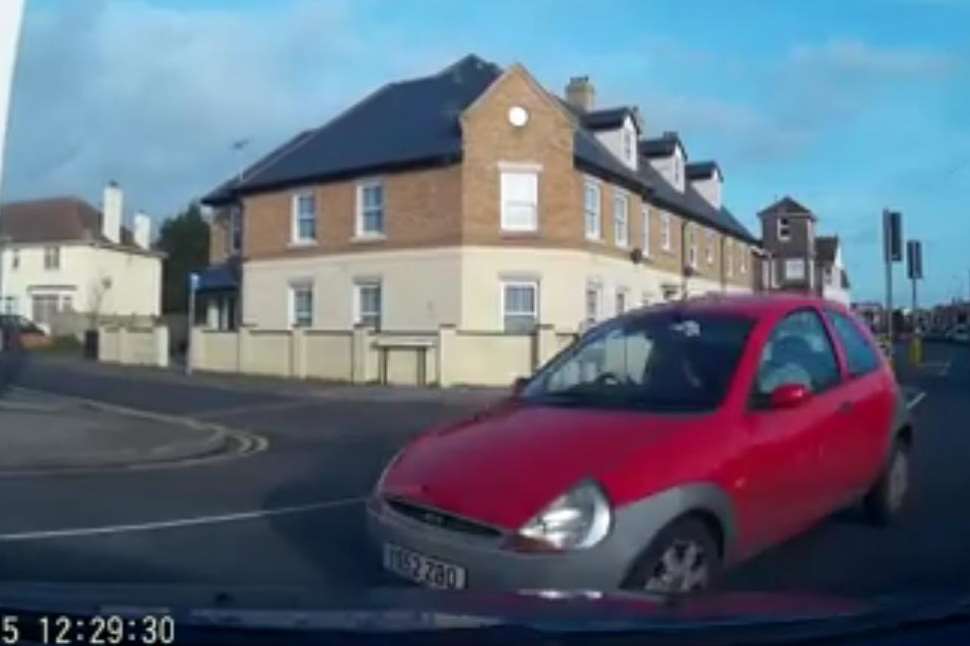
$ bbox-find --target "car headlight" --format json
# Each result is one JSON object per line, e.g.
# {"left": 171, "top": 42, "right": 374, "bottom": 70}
{"left": 513, "top": 481, "right": 612, "bottom": 551}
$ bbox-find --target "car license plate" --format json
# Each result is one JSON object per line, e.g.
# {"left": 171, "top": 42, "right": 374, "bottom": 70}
{"left": 383, "top": 543, "right": 466, "bottom": 590}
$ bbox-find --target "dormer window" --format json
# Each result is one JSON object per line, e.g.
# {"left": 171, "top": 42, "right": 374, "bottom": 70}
{"left": 623, "top": 130, "right": 634, "bottom": 163}
{"left": 778, "top": 217, "right": 791, "bottom": 242}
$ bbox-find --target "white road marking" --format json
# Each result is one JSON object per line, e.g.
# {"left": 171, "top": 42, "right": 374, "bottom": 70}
{"left": 0, "top": 497, "right": 365, "bottom": 542}
{"left": 907, "top": 391, "right": 927, "bottom": 410}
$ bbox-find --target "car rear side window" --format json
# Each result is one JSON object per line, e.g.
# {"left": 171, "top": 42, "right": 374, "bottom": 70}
{"left": 756, "top": 309, "right": 840, "bottom": 397}
{"left": 826, "top": 309, "right": 881, "bottom": 377}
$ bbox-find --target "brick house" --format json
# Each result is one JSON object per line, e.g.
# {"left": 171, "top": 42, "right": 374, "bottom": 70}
{"left": 199, "top": 55, "right": 759, "bottom": 334}
{"left": 757, "top": 196, "right": 851, "bottom": 305}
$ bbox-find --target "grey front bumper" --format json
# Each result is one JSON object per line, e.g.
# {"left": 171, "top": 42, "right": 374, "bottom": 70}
{"left": 367, "top": 483, "right": 737, "bottom": 591}
{"left": 368, "top": 498, "right": 647, "bottom": 591}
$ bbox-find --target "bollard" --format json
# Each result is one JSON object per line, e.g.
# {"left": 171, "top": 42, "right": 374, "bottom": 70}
{"left": 909, "top": 335, "right": 923, "bottom": 367}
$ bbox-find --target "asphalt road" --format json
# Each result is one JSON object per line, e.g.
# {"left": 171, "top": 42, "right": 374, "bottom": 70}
{"left": 0, "top": 344, "right": 965, "bottom": 600}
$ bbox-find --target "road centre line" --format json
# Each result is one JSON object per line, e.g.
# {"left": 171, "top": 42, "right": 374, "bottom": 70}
{"left": 907, "top": 391, "right": 927, "bottom": 411}
{"left": 0, "top": 497, "right": 366, "bottom": 542}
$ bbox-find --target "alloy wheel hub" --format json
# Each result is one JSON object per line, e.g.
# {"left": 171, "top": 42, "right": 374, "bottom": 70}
{"left": 645, "top": 539, "right": 709, "bottom": 593}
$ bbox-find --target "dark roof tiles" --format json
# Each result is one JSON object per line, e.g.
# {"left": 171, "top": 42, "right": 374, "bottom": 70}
{"left": 686, "top": 161, "right": 721, "bottom": 180}
{"left": 202, "top": 54, "right": 756, "bottom": 243}
{"left": 758, "top": 195, "right": 815, "bottom": 219}
{"left": 0, "top": 197, "right": 140, "bottom": 249}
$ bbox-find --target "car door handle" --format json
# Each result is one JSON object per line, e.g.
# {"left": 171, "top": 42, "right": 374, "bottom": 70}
{"left": 839, "top": 401, "right": 854, "bottom": 413}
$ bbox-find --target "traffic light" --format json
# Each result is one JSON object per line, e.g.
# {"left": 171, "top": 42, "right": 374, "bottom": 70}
{"left": 906, "top": 240, "right": 923, "bottom": 280}
{"left": 884, "top": 210, "right": 902, "bottom": 262}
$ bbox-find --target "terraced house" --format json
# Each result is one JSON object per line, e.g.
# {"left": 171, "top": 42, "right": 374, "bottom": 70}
{"left": 199, "top": 55, "right": 759, "bottom": 335}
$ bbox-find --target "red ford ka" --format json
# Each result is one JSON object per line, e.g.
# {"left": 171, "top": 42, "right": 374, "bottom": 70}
{"left": 368, "top": 295, "right": 913, "bottom": 594}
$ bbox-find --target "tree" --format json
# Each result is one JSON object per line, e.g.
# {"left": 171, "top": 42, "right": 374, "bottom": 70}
{"left": 156, "top": 203, "right": 210, "bottom": 314}
{"left": 86, "top": 274, "right": 112, "bottom": 328}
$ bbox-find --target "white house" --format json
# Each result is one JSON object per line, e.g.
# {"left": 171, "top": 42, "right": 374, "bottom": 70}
{"left": 0, "top": 183, "right": 164, "bottom": 326}
{"left": 816, "top": 236, "right": 852, "bottom": 305}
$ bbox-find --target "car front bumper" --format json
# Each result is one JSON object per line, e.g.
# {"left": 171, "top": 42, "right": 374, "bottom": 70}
{"left": 367, "top": 496, "right": 664, "bottom": 591}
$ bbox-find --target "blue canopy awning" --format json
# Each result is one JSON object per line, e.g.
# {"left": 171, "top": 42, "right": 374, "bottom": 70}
{"left": 196, "top": 261, "right": 239, "bottom": 293}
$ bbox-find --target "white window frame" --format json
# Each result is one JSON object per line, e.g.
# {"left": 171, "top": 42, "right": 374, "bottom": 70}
{"left": 641, "top": 206, "right": 651, "bottom": 257}
{"left": 43, "top": 246, "right": 60, "bottom": 270}
{"left": 661, "top": 212, "right": 672, "bottom": 252}
{"left": 584, "top": 179, "right": 601, "bottom": 240}
{"left": 354, "top": 279, "right": 383, "bottom": 329}
{"left": 1, "top": 296, "right": 17, "bottom": 315}
{"left": 613, "top": 192, "right": 629, "bottom": 248}
{"left": 291, "top": 192, "right": 317, "bottom": 244}
{"left": 785, "top": 258, "right": 806, "bottom": 281}
{"left": 356, "top": 179, "right": 386, "bottom": 238}
{"left": 229, "top": 205, "right": 243, "bottom": 254}
{"left": 740, "top": 246, "right": 748, "bottom": 274}
{"left": 687, "top": 227, "right": 698, "bottom": 269}
{"left": 706, "top": 231, "right": 715, "bottom": 265}
{"left": 777, "top": 217, "right": 791, "bottom": 242}
{"left": 615, "top": 288, "right": 628, "bottom": 315}
{"left": 500, "top": 170, "right": 539, "bottom": 232}
{"left": 501, "top": 280, "right": 539, "bottom": 332}
{"left": 725, "top": 239, "right": 734, "bottom": 277}
{"left": 585, "top": 282, "right": 602, "bottom": 324}
{"left": 288, "top": 282, "right": 314, "bottom": 328}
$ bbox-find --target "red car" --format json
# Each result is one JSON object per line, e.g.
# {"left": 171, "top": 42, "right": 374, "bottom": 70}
{"left": 368, "top": 295, "right": 913, "bottom": 594}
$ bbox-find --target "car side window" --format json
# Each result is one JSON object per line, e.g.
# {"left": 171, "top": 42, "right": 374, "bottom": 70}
{"left": 755, "top": 310, "right": 841, "bottom": 398}
{"left": 826, "top": 309, "right": 881, "bottom": 377}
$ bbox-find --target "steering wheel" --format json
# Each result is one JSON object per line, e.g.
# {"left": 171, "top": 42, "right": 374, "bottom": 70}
{"left": 593, "top": 371, "right": 621, "bottom": 386}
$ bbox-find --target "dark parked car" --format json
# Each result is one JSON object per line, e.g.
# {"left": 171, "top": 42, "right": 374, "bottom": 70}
{"left": 0, "top": 314, "right": 52, "bottom": 350}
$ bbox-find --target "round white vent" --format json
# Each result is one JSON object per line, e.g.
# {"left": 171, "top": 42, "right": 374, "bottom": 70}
{"left": 508, "top": 106, "right": 529, "bottom": 127}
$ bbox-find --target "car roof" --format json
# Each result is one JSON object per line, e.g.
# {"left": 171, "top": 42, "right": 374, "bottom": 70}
{"left": 624, "top": 293, "right": 850, "bottom": 321}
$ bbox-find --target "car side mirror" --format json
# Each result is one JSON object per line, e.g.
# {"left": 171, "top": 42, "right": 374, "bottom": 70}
{"left": 770, "top": 383, "right": 811, "bottom": 409}
{"left": 512, "top": 376, "right": 530, "bottom": 396}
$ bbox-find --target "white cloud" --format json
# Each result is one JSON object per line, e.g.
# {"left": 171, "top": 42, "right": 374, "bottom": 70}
{"left": 790, "top": 39, "right": 954, "bottom": 78}
{"left": 1, "top": 0, "right": 452, "bottom": 220}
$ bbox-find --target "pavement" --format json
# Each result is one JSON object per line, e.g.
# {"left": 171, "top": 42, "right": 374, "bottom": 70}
{"left": 0, "top": 390, "right": 240, "bottom": 472}
{"left": 0, "top": 345, "right": 962, "bottom": 600}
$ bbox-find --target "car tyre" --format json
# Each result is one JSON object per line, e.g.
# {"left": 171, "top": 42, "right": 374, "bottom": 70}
{"left": 622, "top": 516, "right": 721, "bottom": 595}
{"left": 864, "top": 440, "right": 911, "bottom": 526}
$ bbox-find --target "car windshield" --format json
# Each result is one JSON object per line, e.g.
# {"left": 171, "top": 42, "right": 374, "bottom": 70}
{"left": 522, "top": 311, "right": 754, "bottom": 412}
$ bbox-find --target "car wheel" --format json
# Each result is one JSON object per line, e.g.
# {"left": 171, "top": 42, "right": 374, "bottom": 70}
{"left": 623, "top": 517, "right": 721, "bottom": 595}
{"left": 864, "top": 440, "right": 911, "bottom": 526}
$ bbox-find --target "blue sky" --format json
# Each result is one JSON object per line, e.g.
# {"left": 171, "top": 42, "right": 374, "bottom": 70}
{"left": 3, "top": 0, "right": 969, "bottom": 304}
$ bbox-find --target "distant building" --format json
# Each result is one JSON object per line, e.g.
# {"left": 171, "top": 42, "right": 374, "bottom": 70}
{"left": 757, "top": 196, "right": 852, "bottom": 304}
{"left": 815, "top": 236, "right": 851, "bottom": 305}
{"left": 0, "top": 183, "right": 164, "bottom": 326}
{"left": 852, "top": 301, "right": 885, "bottom": 333}
{"left": 930, "top": 301, "right": 970, "bottom": 332}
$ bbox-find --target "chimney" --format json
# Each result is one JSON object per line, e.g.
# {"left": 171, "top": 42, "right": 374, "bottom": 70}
{"left": 102, "top": 181, "right": 122, "bottom": 244}
{"left": 133, "top": 211, "right": 151, "bottom": 249}
{"left": 565, "top": 76, "right": 595, "bottom": 112}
